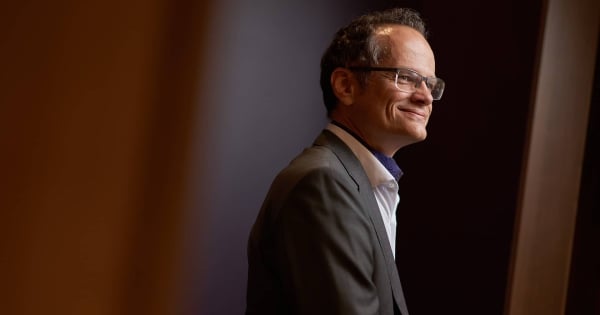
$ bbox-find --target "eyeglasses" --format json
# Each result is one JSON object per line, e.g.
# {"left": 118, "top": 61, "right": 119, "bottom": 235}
{"left": 349, "top": 66, "right": 445, "bottom": 100}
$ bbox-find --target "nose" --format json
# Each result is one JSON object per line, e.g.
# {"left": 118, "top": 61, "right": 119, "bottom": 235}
{"left": 411, "top": 81, "right": 433, "bottom": 105}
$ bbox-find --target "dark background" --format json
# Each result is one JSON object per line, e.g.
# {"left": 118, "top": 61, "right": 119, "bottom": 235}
{"left": 566, "top": 35, "right": 600, "bottom": 315}
{"left": 395, "top": 1, "right": 543, "bottom": 313}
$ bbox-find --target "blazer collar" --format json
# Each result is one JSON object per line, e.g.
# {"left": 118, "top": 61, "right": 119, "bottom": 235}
{"left": 314, "top": 129, "right": 409, "bottom": 315}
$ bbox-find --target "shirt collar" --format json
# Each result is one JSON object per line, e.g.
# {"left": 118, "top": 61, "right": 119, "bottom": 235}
{"left": 329, "top": 121, "right": 403, "bottom": 181}
{"left": 326, "top": 123, "right": 401, "bottom": 187}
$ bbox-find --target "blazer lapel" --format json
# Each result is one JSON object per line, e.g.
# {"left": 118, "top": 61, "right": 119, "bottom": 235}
{"left": 314, "top": 130, "right": 410, "bottom": 315}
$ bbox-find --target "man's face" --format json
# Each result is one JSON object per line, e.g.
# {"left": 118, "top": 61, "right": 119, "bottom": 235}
{"left": 350, "top": 25, "right": 436, "bottom": 154}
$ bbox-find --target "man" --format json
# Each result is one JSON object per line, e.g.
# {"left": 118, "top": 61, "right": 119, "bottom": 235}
{"left": 246, "top": 7, "right": 445, "bottom": 315}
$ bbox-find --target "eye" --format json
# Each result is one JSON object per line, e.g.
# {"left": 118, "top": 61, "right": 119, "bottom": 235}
{"left": 396, "top": 74, "right": 417, "bottom": 86}
{"left": 397, "top": 75, "right": 412, "bottom": 83}
{"left": 426, "top": 80, "right": 436, "bottom": 90}
{"left": 396, "top": 70, "right": 420, "bottom": 85}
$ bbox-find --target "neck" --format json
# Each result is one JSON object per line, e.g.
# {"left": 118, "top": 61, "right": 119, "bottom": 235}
{"left": 330, "top": 119, "right": 400, "bottom": 157}
{"left": 331, "top": 120, "right": 403, "bottom": 180}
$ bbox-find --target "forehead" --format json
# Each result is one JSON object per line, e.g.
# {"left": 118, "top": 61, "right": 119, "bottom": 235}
{"left": 374, "top": 25, "right": 435, "bottom": 76}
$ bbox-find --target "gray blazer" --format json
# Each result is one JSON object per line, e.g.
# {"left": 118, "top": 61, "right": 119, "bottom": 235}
{"left": 246, "top": 130, "right": 409, "bottom": 315}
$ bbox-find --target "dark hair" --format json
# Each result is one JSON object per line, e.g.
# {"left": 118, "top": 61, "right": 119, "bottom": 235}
{"left": 319, "top": 8, "right": 428, "bottom": 116}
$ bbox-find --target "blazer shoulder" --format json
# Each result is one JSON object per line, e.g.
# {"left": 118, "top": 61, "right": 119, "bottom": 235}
{"left": 274, "top": 144, "right": 352, "bottom": 193}
{"left": 279, "top": 129, "right": 366, "bottom": 188}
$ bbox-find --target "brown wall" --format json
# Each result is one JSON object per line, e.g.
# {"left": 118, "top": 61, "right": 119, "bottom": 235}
{"left": 506, "top": 0, "right": 599, "bottom": 314}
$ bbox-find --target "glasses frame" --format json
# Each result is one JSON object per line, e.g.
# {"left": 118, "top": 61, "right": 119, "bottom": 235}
{"left": 348, "top": 66, "right": 445, "bottom": 100}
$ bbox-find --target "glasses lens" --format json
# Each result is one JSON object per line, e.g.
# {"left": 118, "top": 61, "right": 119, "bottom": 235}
{"left": 394, "top": 70, "right": 420, "bottom": 92}
{"left": 431, "top": 79, "right": 445, "bottom": 100}
{"left": 390, "top": 68, "right": 445, "bottom": 100}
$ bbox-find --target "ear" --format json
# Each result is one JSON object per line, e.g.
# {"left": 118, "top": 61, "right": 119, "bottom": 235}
{"left": 331, "top": 68, "right": 357, "bottom": 106}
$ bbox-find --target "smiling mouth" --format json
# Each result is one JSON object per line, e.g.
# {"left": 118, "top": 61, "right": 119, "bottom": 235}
{"left": 398, "top": 108, "right": 427, "bottom": 119}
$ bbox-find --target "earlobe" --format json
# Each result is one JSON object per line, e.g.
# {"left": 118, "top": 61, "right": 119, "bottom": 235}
{"left": 331, "top": 68, "right": 355, "bottom": 106}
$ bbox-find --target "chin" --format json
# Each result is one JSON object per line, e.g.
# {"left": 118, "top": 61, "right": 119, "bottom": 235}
{"left": 408, "top": 126, "right": 427, "bottom": 138}
{"left": 409, "top": 131, "right": 428, "bottom": 144}
{"left": 412, "top": 136, "right": 427, "bottom": 144}
{"left": 397, "top": 133, "right": 426, "bottom": 148}
{"left": 393, "top": 127, "right": 428, "bottom": 145}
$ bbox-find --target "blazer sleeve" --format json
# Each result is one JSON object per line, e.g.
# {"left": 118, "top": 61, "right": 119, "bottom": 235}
{"left": 274, "top": 167, "right": 380, "bottom": 315}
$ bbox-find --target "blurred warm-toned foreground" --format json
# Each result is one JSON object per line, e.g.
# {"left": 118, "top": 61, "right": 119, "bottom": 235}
{"left": 0, "top": 1, "right": 212, "bottom": 314}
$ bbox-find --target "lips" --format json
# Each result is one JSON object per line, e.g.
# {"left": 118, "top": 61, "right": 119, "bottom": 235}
{"left": 398, "top": 108, "right": 428, "bottom": 119}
